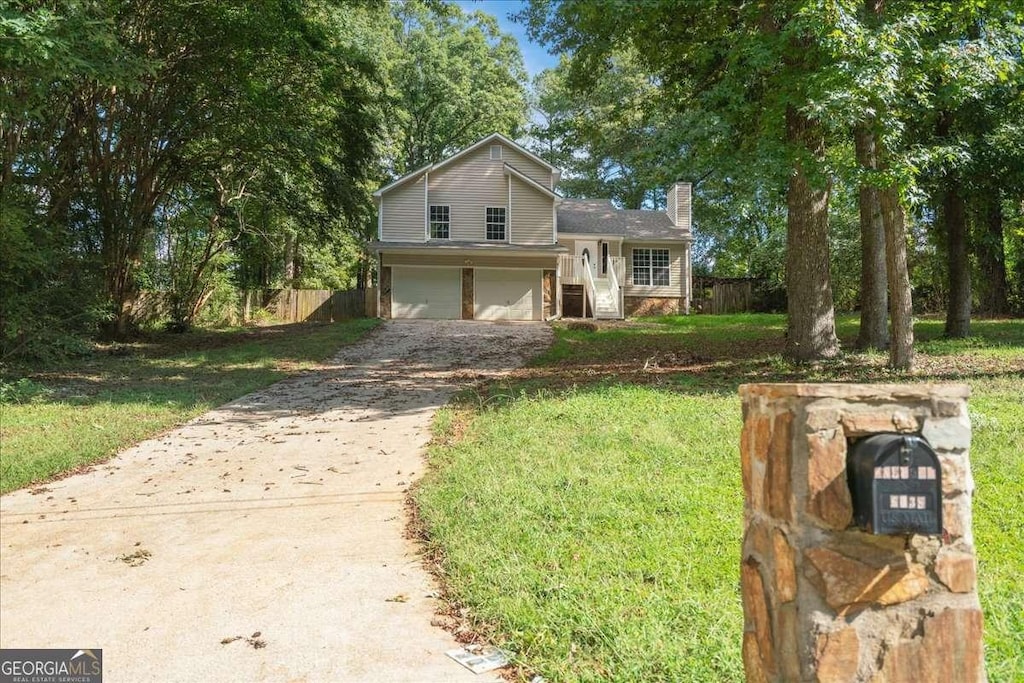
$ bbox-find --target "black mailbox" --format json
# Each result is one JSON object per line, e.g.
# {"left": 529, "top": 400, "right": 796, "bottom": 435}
{"left": 847, "top": 434, "right": 942, "bottom": 535}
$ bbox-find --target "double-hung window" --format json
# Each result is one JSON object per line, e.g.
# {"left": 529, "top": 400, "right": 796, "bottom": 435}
{"left": 429, "top": 205, "right": 450, "bottom": 239}
{"left": 485, "top": 207, "right": 506, "bottom": 241}
{"left": 632, "top": 248, "right": 670, "bottom": 286}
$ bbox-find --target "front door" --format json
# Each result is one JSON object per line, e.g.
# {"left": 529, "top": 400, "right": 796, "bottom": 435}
{"left": 575, "top": 239, "right": 599, "bottom": 280}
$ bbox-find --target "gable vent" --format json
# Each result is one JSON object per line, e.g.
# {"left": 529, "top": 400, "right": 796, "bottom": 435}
{"left": 490, "top": 144, "right": 502, "bottom": 160}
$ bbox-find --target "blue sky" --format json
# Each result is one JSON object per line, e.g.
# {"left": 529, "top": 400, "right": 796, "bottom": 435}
{"left": 452, "top": 0, "right": 559, "bottom": 78}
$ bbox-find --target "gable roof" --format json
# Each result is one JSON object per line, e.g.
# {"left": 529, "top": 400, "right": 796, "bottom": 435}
{"left": 373, "top": 133, "right": 557, "bottom": 198}
{"left": 557, "top": 199, "right": 689, "bottom": 240}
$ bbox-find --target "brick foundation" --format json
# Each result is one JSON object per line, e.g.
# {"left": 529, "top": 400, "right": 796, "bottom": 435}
{"left": 461, "top": 268, "right": 474, "bottom": 320}
{"left": 624, "top": 296, "right": 683, "bottom": 316}
{"left": 738, "top": 383, "right": 984, "bottom": 682}
{"left": 378, "top": 266, "right": 392, "bottom": 319}
{"left": 542, "top": 269, "right": 556, "bottom": 319}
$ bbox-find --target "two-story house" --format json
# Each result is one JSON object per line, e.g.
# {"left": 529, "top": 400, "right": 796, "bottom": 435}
{"left": 371, "top": 133, "right": 693, "bottom": 321}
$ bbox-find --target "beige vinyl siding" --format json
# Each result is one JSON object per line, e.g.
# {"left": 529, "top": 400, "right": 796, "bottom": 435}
{"left": 382, "top": 253, "right": 557, "bottom": 269}
{"left": 557, "top": 238, "right": 622, "bottom": 257}
{"left": 429, "top": 146, "right": 508, "bottom": 242}
{"left": 510, "top": 176, "right": 554, "bottom": 244}
{"left": 623, "top": 242, "right": 685, "bottom": 298}
{"left": 502, "top": 147, "right": 553, "bottom": 189}
{"left": 677, "top": 184, "right": 692, "bottom": 231}
{"left": 667, "top": 186, "right": 677, "bottom": 228}
{"left": 380, "top": 174, "right": 425, "bottom": 241}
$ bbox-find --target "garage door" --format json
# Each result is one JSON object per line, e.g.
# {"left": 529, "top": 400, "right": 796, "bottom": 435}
{"left": 392, "top": 267, "right": 461, "bottom": 319}
{"left": 474, "top": 268, "right": 542, "bottom": 321}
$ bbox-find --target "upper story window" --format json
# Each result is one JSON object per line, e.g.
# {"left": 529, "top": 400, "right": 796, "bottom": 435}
{"left": 490, "top": 145, "right": 502, "bottom": 160}
{"left": 633, "top": 248, "right": 670, "bottom": 286}
{"left": 486, "top": 207, "right": 506, "bottom": 241}
{"left": 429, "top": 205, "right": 450, "bottom": 239}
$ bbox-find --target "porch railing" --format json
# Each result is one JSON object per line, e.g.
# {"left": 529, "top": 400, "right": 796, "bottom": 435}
{"left": 559, "top": 254, "right": 625, "bottom": 285}
{"left": 606, "top": 256, "right": 622, "bottom": 318}
{"left": 581, "top": 252, "right": 598, "bottom": 317}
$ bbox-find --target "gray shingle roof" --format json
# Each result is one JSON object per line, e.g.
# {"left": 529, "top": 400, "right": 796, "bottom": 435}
{"left": 557, "top": 199, "right": 689, "bottom": 240}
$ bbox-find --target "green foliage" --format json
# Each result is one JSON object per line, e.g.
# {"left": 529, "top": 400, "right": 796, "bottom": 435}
{"left": 0, "top": 377, "right": 52, "bottom": 405}
{"left": 523, "top": 0, "right": 1023, "bottom": 329}
{"left": 2, "top": 0, "right": 531, "bottom": 354}
{"left": 383, "top": 1, "right": 529, "bottom": 174}
{"left": 418, "top": 315, "right": 1024, "bottom": 680}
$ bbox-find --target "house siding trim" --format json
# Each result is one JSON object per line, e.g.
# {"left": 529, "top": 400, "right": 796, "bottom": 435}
{"left": 503, "top": 162, "right": 558, "bottom": 198}
{"left": 508, "top": 175, "right": 513, "bottom": 243}
{"left": 423, "top": 171, "right": 429, "bottom": 238}
{"left": 382, "top": 252, "right": 557, "bottom": 269}
{"left": 431, "top": 133, "right": 557, "bottom": 178}
{"left": 373, "top": 163, "right": 431, "bottom": 197}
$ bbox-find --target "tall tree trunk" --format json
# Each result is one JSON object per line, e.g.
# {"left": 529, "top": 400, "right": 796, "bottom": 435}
{"left": 284, "top": 232, "right": 296, "bottom": 285}
{"left": 784, "top": 107, "right": 839, "bottom": 361}
{"left": 879, "top": 186, "right": 914, "bottom": 370}
{"left": 854, "top": 125, "right": 888, "bottom": 350}
{"left": 975, "top": 190, "right": 1008, "bottom": 316}
{"left": 943, "top": 180, "right": 971, "bottom": 337}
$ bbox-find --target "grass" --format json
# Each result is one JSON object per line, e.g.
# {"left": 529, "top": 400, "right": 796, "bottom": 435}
{"left": 414, "top": 314, "right": 1024, "bottom": 682}
{"left": 0, "top": 319, "right": 379, "bottom": 493}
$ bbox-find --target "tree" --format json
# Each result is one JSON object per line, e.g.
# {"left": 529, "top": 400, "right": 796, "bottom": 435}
{"left": 384, "top": 2, "right": 529, "bottom": 175}
{"left": 2, "top": 0, "right": 388, "bottom": 344}
{"left": 523, "top": 1, "right": 842, "bottom": 360}
{"left": 854, "top": 127, "right": 889, "bottom": 350}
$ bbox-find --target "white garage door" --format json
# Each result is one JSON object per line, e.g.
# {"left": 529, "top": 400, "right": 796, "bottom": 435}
{"left": 392, "top": 267, "right": 461, "bottom": 319}
{"left": 474, "top": 269, "right": 542, "bottom": 321}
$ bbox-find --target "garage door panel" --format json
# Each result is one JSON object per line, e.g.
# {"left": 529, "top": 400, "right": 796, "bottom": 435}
{"left": 474, "top": 269, "right": 541, "bottom": 321}
{"left": 392, "top": 267, "right": 461, "bottom": 319}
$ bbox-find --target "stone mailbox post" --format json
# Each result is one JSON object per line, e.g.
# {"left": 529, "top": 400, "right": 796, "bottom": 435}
{"left": 738, "top": 384, "right": 984, "bottom": 682}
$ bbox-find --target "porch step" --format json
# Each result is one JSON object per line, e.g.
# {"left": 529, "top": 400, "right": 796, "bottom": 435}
{"left": 591, "top": 280, "right": 621, "bottom": 318}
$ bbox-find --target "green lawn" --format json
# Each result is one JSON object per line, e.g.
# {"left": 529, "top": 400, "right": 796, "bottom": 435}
{"left": 415, "top": 314, "right": 1024, "bottom": 682}
{"left": 0, "top": 319, "right": 379, "bottom": 493}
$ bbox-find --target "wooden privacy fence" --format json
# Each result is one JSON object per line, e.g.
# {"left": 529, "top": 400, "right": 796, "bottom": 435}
{"left": 692, "top": 276, "right": 760, "bottom": 314}
{"left": 243, "top": 288, "right": 377, "bottom": 323}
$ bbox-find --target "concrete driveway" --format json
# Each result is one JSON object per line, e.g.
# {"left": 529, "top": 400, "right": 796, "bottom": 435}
{"left": 0, "top": 320, "right": 552, "bottom": 682}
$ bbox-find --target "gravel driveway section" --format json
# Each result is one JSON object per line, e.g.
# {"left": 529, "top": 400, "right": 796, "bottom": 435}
{"left": 0, "top": 320, "right": 552, "bottom": 682}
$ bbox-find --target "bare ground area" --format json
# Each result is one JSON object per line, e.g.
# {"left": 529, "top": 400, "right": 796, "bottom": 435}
{"left": 0, "top": 320, "right": 551, "bottom": 683}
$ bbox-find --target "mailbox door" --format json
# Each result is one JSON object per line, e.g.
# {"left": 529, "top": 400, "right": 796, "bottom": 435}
{"left": 848, "top": 434, "right": 942, "bottom": 536}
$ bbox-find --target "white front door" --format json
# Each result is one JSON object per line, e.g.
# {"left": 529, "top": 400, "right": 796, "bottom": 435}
{"left": 575, "top": 240, "right": 599, "bottom": 280}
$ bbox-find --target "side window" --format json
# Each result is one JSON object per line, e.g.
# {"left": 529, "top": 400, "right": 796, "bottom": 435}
{"left": 632, "top": 249, "right": 651, "bottom": 285}
{"left": 652, "top": 249, "right": 670, "bottom": 286}
{"left": 486, "top": 207, "right": 506, "bottom": 240}
{"left": 429, "top": 205, "right": 450, "bottom": 239}
{"left": 632, "top": 248, "right": 670, "bottom": 286}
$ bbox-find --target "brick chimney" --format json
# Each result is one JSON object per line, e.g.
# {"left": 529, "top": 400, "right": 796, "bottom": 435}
{"left": 666, "top": 182, "right": 692, "bottom": 232}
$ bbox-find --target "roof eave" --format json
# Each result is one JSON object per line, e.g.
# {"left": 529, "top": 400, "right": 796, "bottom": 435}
{"left": 504, "top": 163, "right": 559, "bottom": 199}
{"left": 372, "top": 163, "right": 432, "bottom": 197}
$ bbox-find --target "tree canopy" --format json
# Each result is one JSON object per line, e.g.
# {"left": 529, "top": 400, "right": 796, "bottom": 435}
{"left": 1, "top": 0, "right": 529, "bottom": 355}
